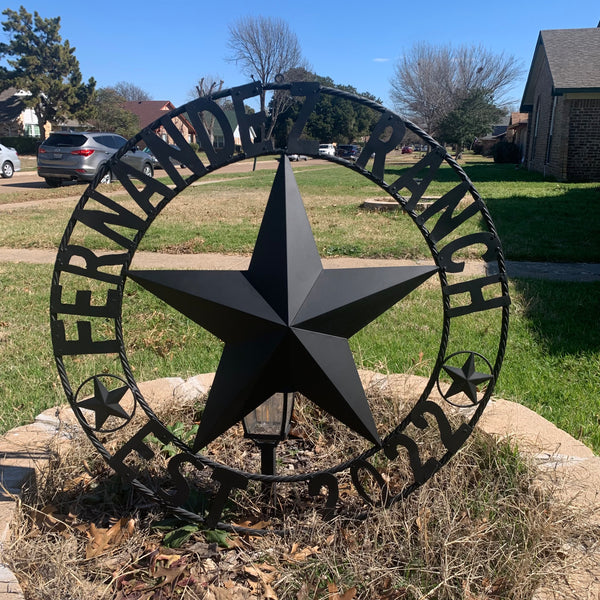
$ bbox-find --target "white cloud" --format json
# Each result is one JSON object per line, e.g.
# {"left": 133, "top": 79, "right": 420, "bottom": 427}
{"left": 373, "top": 58, "right": 390, "bottom": 63}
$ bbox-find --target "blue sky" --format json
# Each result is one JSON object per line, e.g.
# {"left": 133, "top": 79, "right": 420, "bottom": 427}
{"left": 2, "top": 0, "right": 598, "bottom": 111}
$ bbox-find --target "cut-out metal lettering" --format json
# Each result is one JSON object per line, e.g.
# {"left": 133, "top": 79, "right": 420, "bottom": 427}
{"left": 356, "top": 111, "right": 406, "bottom": 180}
{"left": 384, "top": 431, "right": 439, "bottom": 485}
{"left": 50, "top": 81, "right": 509, "bottom": 533}
{"left": 52, "top": 320, "right": 120, "bottom": 356}
{"left": 74, "top": 189, "right": 148, "bottom": 250}
{"left": 157, "top": 452, "right": 205, "bottom": 507}
{"left": 438, "top": 232, "right": 501, "bottom": 273}
{"left": 185, "top": 97, "right": 235, "bottom": 167}
{"left": 415, "top": 182, "right": 479, "bottom": 244}
{"left": 142, "top": 127, "right": 205, "bottom": 187}
{"left": 388, "top": 147, "right": 445, "bottom": 208}
{"left": 109, "top": 421, "right": 175, "bottom": 479}
{"left": 308, "top": 473, "right": 339, "bottom": 520}
{"left": 206, "top": 468, "right": 249, "bottom": 529}
{"left": 111, "top": 159, "right": 176, "bottom": 211}
{"left": 411, "top": 401, "right": 473, "bottom": 453}
{"left": 350, "top": 459, "right": 390, "bottom": 507}
{"left": 55, "top": 245, "right": 127, "bottom": 285}
{"left": 50, "top": 286, "right": 120, "bottom": 318}
{"left": 232, "top": 82, "right": 274, "bottom": 156}
{"left": 443, "top": 274, "right": 510, "bottom": 317}
{"left": 287, "top": 82, "right": 321, "bottom": 156}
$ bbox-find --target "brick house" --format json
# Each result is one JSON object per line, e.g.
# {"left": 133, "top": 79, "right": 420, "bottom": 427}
{"left": 520, "top": 27, "right": 600, "bottom": 181}
{"left": 505, "top": 112, "right": 529, "bottom": 160}
{"left": 122, "top": 100, "right": 196, "bottom": 145}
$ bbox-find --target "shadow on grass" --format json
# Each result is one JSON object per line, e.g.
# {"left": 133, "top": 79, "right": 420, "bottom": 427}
{"left": 384, "top": 159, "right": 548, "bottom": 185}
{"left": 512, "top": 278, "right": 600, "bottom": 355}
{"left": 486, "top": 187, "right": 600, "bottom": 262}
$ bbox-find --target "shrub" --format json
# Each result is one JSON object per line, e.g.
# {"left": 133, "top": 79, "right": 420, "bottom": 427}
{"left": 0, "top": 136, "right": 41, "bottom": 155}
{"left": 493, "top": 141, "right": 521, "bottom": 164}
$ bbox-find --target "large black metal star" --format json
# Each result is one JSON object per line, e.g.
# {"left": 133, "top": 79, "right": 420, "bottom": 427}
{"left": 129, "top": 156, "right": 438, "bottom": 451}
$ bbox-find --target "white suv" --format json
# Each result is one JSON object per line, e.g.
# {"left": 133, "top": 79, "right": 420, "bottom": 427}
{"left": 318, "top": 143, "right": 336, "bottom": 156}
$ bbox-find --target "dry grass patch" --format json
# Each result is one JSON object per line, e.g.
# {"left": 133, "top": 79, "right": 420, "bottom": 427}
{"left": 5, "top": 386, "right": 598, "bottom": 600}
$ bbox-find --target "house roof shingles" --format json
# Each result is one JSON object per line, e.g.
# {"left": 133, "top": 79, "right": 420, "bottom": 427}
{"left": 521, "top": 27, "right": 600, "bottom": 109}
{"left": 0, "top": 88, "right": 25, "bottom": 122}
{"left": 121, "top": 100, "right": 175, "bottom": 129}
{"left": 542, "top": 28, "right": 600, "bottom": 92}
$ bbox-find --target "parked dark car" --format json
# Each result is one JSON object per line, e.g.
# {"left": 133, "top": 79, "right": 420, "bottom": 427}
{"left": 401, "top": 146, "right": 414, "bottom": 154}
{"left": 336, "top": 144, "right": 362, "bottom": 161}
{"left": 37, "top": 132, "right": 154, "bottom": 187}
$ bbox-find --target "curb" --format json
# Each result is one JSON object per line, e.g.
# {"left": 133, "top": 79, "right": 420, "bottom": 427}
{"left": 0, "top": 376, "right": 598, "bottom": 599}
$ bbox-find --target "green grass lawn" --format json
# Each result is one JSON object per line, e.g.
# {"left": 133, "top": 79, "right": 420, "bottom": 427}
{"left": 1, "top": 155, "right": 598, "bottom": 262}
{"left": 1, "top": 262, "right": 598, "bottom": 452}
{"left": 0, "top": 154, "right": 598, "bottom": 454}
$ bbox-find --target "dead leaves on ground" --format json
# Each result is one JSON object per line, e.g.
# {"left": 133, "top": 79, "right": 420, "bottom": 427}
{"left": 83, "top": 517, "right": 136, "bottom": 558}
{"left": 25, "top": 504, "right": 362, "bottom": 599}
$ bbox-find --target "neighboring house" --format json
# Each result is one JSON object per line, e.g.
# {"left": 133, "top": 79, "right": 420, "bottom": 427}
{"left": 123, "top": 100, "right": 254, "bottom": 151}
{"left": 0, "top": 88, "right": 89, "bottom": 137}
{"left": 212, "top": 110, "right": 254, "bottom": 151}
{"left": 475, "top": 122, "right": 508, "bottom": 155}
{"left": 520, "top": 27, "right": 600, "bottom": 181}
{"left": 505, "top": 112, "right": 529, "bottom": 160}
{"left": 122, "top": 100, "right": 196, "bottom": 145}
{"left": 0, "top": 88, "right": 42, "bottom": 137}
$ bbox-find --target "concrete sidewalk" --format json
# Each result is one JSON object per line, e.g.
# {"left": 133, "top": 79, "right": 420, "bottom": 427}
{"left": 1, "top": 247, "right": 599, "bottom": 282}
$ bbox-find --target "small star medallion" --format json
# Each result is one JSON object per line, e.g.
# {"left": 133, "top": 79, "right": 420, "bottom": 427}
{"left": 77, "top": 376, "right": 131, "bottom": 430}
{"left": 442, "top": 352, "right": 493, "bottom": 405}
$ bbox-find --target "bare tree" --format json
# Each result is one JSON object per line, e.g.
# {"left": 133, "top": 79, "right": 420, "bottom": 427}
{"left": 190, "top": 75, "right": 225, "bottom": 144}
{"left": 390, "top": 42, "right": 522, "bottom": 136}
{"left": 227, "top": 16, "right": 306, "bottom": 138}
{"left": 453, "top": 45, "right": 523, "bottom": 99}
{"left": 114, "top": 81, "right": 152, "bottom": 102}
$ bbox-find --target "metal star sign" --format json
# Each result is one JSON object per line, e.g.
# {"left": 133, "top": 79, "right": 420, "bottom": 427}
{"left": 129, "top": 156, "right": 439, "bottom": 451}
{"left": 77, "top": 376, "right": 130, "bottom": 430}
{"left": 442, "top": 352, "right": 493, "bottom": 405}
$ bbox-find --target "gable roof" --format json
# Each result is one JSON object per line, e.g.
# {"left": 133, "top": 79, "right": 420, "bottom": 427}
{"left": 122, "top": 100, "right": 196, "bottom": 136}
{"left": 521, "top": 27, "right": 600, "bottom": 110}
{"left": 121, "top": 100, "right": 176, "bottom": 129}
{"left": 0, "top": 88, "right": 26, "bottom": 122}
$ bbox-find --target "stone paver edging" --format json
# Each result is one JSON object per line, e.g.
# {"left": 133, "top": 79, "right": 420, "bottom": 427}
{"left": 0, "top": 373, "right": 598, "bottom": 599}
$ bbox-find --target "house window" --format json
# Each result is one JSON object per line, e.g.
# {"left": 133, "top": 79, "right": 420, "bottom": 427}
{"left": 24, "top": 123, "right": 40, "bottom": 137}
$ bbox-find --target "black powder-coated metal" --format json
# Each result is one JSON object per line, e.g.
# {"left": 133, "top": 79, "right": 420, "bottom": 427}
{"left": 50, "top": 79, "right": 510, "bottom": 534}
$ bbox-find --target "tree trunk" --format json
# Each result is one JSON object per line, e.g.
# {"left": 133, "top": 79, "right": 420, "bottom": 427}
{"left": 34, "top": 104, "right": 48, "bottom": 140}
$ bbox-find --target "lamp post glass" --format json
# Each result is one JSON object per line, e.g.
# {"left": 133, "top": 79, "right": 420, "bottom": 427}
{"left": 243, "top": 392, "right": 294, "bottom": 442}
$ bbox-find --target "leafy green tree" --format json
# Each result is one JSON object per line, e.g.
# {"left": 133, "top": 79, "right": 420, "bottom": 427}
{"left": 89, "top": 87, "right": 140, "bottom": 138}
{"left": 0, "top": 6, "right": 95, "bottom": 138}
{"left": 271, "top": 73, "right": 381, "bottom": 146}
{"left": 438, "top": 89, "right": 505, "bottom": 157}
